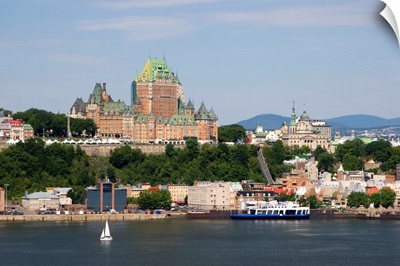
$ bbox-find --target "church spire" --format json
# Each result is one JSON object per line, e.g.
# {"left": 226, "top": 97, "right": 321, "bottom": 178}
{"left": 290, "top": 100, "right": 297, "bottom": 126}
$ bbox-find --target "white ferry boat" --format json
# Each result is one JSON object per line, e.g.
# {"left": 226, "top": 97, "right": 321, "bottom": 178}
{"left": 230, "top": 200, "right": 310, "bottom": 220}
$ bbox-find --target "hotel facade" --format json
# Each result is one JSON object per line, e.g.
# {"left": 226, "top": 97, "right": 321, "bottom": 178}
{"left": 69, "top": 58, "right": 218, "bottom": 144}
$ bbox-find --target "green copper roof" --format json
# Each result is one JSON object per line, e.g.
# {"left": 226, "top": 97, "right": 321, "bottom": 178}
{"left": 187, "top": 99, "right": 194, "bottom": 109}
{"left": 209, "top": 107, "right": 218, "bottom": 120}
{"left": 102, "top": 101, "right": 129, "bottom": 113}
{"left": 136, "top": 114, "right": 149, "bottom": 124}
{"left": 24, "top": 124, "right": 33, "bottom": 130}
{"left": 88, "top": 83, "right": 103, "bottom": 104}
{"left": 136, "top": 58, "right": 180, "bottom": 84}
{"left": 168, "top": 115, "right": 196, "bottom": 125}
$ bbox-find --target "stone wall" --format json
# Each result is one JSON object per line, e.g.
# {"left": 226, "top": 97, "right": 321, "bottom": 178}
{"left": 80, "top": 144, "right": 167, "bottom": 157}
{"left": 0, "top": 213, "right": 170, "bottom": 222}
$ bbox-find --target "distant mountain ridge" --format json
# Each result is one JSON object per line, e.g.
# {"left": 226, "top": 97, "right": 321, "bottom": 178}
{"left": 236, "top": 114, "right": 400, "bottom": 131}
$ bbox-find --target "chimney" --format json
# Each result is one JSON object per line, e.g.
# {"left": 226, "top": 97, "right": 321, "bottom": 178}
{"left": 25, "top": 191, "right": 28, "bottom": 198}
{"left": 103, "top": 83, "right": 106, "bottom": 91}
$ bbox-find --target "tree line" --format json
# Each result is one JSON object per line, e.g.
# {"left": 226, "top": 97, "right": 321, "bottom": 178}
{"left": 8, "top": 108, "right": 97, "bottom": 138}
{"left": 346, "top": 189, "right": 396, "bottom": 208}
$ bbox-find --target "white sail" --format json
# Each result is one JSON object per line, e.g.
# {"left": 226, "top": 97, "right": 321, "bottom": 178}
{"left": 100, "top": 221, "right": 112, "bottom": 241}
{"left": 104, "top": 221, "right": 111, "bottom": 237}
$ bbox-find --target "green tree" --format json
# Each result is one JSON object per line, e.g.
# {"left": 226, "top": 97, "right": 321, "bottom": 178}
{"left": 335, "top": 138, "right": 366, "bottom": 162}
{"left": 186, "top": 139, "right": 200, "bottom": 161}
{"left": 67, "top": 186, "right": 86, "bottom": 204}
{"left": 370, "top": 188, "right": 396, "bottom": 208}
{"left": 365, "top": 139, "right": 392, "bottom": 163}
{"left": 307, "top": 195, "right": 323, "bottom": 209}
{"left": 138, "top": 190, "right": 172, "bottom": 210}
{"left": 218, "top": 124, "right": 246, "bottom": 143}
{"left": 342, "top": 153, "right": 363, "bottom": 170}
{"left": 313, "top": 146, "right": 327, "bottom": 160}
{"left": 317, "top": 152, "right": 335, "bottom": 172}
{"left": 0, "top": 108, "right": 12, "bottom": 116}
{"left": 292, "top": 145, "right": 311, "bottom": 156}
{"left": 347, "top": 192, "right": 370, "bottom": 208}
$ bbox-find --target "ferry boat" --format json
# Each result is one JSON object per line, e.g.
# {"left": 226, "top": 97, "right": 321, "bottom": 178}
{"left": 230, "top": 200, "right": 310, "bottom": 220}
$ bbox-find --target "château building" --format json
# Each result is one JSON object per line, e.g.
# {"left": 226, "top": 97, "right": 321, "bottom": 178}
{"left": 69, "top": 57, "right": 218, "bottom": 143}
{"left": 281, "top": 105, "right": 331, "bottom": 151}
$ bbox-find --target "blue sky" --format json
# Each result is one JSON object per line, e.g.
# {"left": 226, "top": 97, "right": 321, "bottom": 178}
{"left": 1, "top": 0, "right": 399, "bottom": 125}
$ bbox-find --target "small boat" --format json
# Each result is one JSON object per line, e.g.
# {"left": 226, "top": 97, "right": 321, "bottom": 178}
{"left": 230, "top": 200, "right": 310, "bottom": 220}
{"left": 100, "top": 221, "right": 113, "bottom": 241}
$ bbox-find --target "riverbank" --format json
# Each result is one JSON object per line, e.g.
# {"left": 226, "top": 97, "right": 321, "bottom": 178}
{"left": 2, "top": 209, "right": 399, "bottom": 222}
{"left": 0, "top": 212, "right": 187, "bottom": 222}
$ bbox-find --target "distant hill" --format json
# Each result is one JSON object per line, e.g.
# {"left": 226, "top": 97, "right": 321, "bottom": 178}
{"left": 236, "top": 114, "right": 400, "bottom": 131}
{"left": 237, "top": 114, "right": 290, "bottom": 130}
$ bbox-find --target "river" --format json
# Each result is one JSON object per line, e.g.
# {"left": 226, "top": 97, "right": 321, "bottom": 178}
{"left": 0, "top": 218, "right": 399, "bottom": 265}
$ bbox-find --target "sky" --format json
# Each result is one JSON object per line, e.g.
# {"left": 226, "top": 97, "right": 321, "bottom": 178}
{"left": 1, "top": 0, "right": 400, "bottom": 126}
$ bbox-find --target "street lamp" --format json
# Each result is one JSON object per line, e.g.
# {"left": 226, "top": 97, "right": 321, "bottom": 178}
{"left": 4, "top": 184, "right": 9, "bottom": 212}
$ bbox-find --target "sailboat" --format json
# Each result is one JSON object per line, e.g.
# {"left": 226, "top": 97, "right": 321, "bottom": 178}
{"left": 100, "top": 221, "right": 113, "bottom": 241}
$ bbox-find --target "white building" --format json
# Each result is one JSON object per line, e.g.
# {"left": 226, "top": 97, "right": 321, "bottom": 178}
{"left": 188, "top": 181, "right": 234, "bottom": 211}
{"left": 281, "top": 105, "right": 331, "bottom": 151}
{"left": 22, "top": 192, "right": 60, "bottom": 211}
{"left": 47, "top": 187, "right": 73, "bottom": 206}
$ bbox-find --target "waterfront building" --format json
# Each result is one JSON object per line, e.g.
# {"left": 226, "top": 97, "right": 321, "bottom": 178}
{"left": 69, "top": 57, "right": 218, "bottom": 143}
{"left": 123, "top": 185, "right": 143, "bottom": 198}
{"left": 86, "top": 182, "right": 127, "bottom": 213}
{"left": 46, "top": 187, "right": 73, "bottom": 206}
{"left": 281, "top": 105, "right": 331, "bottom": 151}
{"left": 21, "top": 191, "right": 60, "bottom": 211}
{"left": 167, "top": 184, "right": 188, "bottom": 204}
{"left": 188, "top": 181, "right": 233, "bottom": 211}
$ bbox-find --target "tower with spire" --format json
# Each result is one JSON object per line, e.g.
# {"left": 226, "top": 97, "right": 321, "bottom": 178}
{"left": 68, "top": 57, "right": 218, "bottom": 143}
{"left": 281, "top": 102, "right": 331, "bottom": 151}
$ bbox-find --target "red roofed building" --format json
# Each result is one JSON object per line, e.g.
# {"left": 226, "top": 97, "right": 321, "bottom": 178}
{"left": 9, "top": 119, "right": 24, "bottom": 140}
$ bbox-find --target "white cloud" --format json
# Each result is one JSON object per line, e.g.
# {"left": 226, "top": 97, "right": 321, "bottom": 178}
{"left": 77, "top": 16, "right": 194, "bottom": 41}
{"left": 93, "top": 0, "right": 218, "bottom": 9}
{"left": 44, "top": 54, "right": 107, "bottom": 65}
{"left": 208, "top": 1, "right": 376, "bottom": 27}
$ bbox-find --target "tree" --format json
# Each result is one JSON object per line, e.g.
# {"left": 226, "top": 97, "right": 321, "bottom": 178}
{"left": 307, "top": 195, "right": 323, "bottom": 209}
{"left": 317, "top": 153, "right": 335, "bottom": 172}
{"left": 313, "top": 146, "right": 327, "bottom": 160}
{"left": 218, "top": 124, "right": 246, "bottom": 143}
{"left": 165, "top": 143, "right": 175, "bottom": 158}
{"left": 370, "top": 188, "right": 396, "bottom": 208}
{"left": 138, "top": 190, "right": 172, "bottom": 210}
{"left": 277, "top": 192, "right": 295, "bottom": 202}
{"left": 109, "top": 146, "right": 144, "bottom": 169}
{"left": 67, "top": 186, "right": 86, "bottom": 204}
{"left": 347, "top": 192, "right": 370, "bottom": 208}
{"left": 292, "top": 145, "right": 311, "bottom": 156}
{"left": 0, "top": 108, "right": 12, "bottom": 117}
{"left": 186, "top": 139, "right": 200, "bottom": 161}
{"left": 342, "top": 153, "right": 363, "bottom": 170}
{"left": 335, "top": 138, "right": 366, "bottom": 163}
{"left": 365, "top": 140, "right": 392, "bottom": 163}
